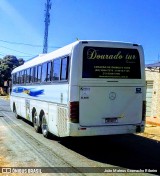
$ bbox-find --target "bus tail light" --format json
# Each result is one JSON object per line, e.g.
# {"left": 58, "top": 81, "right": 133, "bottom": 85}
{"left": 70, "top": 101, "right": 79, "bottom": 123}
{"left": 142, "top": 101, "right": 146, "bottom": 121}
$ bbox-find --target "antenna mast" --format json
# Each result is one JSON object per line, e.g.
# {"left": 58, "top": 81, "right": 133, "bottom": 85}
{"left": 43, "top": 0, "right": 52, "bottom": 53}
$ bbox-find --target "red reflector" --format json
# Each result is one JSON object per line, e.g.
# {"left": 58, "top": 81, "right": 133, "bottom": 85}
{"left": 70, "top": 101, "right": 79, "bottom": 123}
{"left": 78, "top": 128, "right": 86, "bottom": 130}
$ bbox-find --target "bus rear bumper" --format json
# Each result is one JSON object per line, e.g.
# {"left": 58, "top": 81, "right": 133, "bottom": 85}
{"left": 68, "top": 123, "right": 145, "bottom": 137}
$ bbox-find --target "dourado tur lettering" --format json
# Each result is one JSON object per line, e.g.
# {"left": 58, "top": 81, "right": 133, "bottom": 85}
{"left": 87, "top": 48, "right": 123, "bottom": 60}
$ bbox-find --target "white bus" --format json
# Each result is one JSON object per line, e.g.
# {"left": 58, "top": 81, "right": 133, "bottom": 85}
{"left": 10, "top": 40, "right": 146, "bottom": 138}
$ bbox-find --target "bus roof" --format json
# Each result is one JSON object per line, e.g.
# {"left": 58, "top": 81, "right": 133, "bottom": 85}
{"left": 12, "top": 40, "right": 141, "bottom": 74}
{"left": 12, "top": 41, "right": 80, "bottom": 74}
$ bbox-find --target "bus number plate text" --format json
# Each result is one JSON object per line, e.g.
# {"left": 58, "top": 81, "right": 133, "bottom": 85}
{"left": 105, "top": 118, "right": 118, "bottom": 123}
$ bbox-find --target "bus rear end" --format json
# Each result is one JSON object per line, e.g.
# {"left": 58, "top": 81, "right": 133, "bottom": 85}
{"left": 69, "top": 41, "right": 146, "bottom": 136}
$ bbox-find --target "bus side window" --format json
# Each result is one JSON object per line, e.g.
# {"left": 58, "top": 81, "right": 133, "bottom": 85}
{"left": 52, "top": 59, "right": 61, "bottom": 81}
{"left": 33, "top": 66, "right": 37, "bottom": 82}
{"left": 15, "top": 73, "right": 17, "bottom": 84}
{"left": 19, "top": 71, "right": 22, "bottom": 84}
{"left": 37, "top": 65, "right": 42, "bottom": 83}
{"left": 24, "top": 70, "right": 27, "bottom": 84}
{"left": 22, "top": 70, "right": 24, "bottom": 84}
{"left": 46, "top": 62, "right": 52, "bottom": 82}
{"left": 20, "top": 71, "right": 23, "bottom": 84}
{"left": 61, "top": 57, "right": 69, "bottom": 80}
{"left": 42, "top": 62, "right": 47, "bottom": 82}
{"left": 26, "top": 69, "right": 30, "bottom": 83}
{"left": 17, "top": 72, "right": 20, "bottom": 84}
{"left": 30, "top": 67, "right": 34, "bottom": 83}
{"left": 13, "top": 73, "right": 17, "bottom": 84}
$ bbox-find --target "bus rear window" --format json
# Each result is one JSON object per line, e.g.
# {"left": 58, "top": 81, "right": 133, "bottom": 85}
{"left": 82, "top": 46, "right": 141, "bottom": 79}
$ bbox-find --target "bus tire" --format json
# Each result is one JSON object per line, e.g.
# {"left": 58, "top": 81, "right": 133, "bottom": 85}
{"left": 42, "top": 115, "right": 49, "bottom": 138}
{"left": 33, "top": 112, "right": 40, "bottom": 133}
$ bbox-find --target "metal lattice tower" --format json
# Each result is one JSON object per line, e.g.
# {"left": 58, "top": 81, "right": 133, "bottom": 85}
{"left": 43, "top": 0, "right": 52, "bottom": 53}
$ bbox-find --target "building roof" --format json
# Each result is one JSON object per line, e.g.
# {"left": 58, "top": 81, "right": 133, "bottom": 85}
{"left": 146, "top": 62, "right": 160, "bottom": 68}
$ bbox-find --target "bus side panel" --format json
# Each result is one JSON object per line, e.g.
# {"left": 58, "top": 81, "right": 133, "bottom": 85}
{"left": 11, "top": 84, "right": 69, "bottom": 136}
{"left": 20, "top": 98, "right": 27, "bottom": 118}
{"left": 48, "top": 104, "right": 59, "bottom": 136}
{"left": 10, "top": 95, "right": 23, "bottom": 118}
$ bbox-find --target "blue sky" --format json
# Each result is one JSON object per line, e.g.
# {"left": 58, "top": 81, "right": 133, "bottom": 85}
{"left": 0, "top": 0, "right": 159, "bottom": 64}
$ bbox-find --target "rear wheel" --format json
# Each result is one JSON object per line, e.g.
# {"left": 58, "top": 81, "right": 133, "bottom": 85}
{"left": 33, "top": 112, "right": 40, "bottom": 133}
{"left": 42, "top": 115, "right": 49, "bottom": 138}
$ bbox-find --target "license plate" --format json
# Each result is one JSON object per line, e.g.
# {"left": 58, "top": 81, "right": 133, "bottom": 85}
{"left": 105, "top": 118, "right": 118, "bottom": 123}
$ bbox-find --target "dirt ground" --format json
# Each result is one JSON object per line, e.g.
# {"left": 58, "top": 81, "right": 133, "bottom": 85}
{"left": 139, "top": 124, "right": 160, "bottom": 142}
{"left": 1, "top": 97, "right": 160, "bottom": 175}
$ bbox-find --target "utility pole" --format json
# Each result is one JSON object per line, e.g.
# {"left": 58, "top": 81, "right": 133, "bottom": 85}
{"left": 43, "top": 0, "right": 52, "bottom": 54}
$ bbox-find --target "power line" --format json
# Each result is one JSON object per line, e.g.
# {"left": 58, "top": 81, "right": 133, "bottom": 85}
{"left": 0, "top": 39, "right": 42, "bottom": 47}
{"left": 0, "top": 51, "right": 34, "bottom": 59}
{"left": 0, "top": 45, "right": 33, "bottom": 55}
{"left": 0, "top": 39, "right": 60, "bottom": 48}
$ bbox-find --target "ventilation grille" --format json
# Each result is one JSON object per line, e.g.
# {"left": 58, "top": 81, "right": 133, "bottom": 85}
{"left": 57, "top": 107, "right": 68, "bottom": 137}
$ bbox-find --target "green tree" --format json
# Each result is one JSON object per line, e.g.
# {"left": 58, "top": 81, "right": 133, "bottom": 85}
{"left": 0, "top": 55, "right": 24, "bottom": 87}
